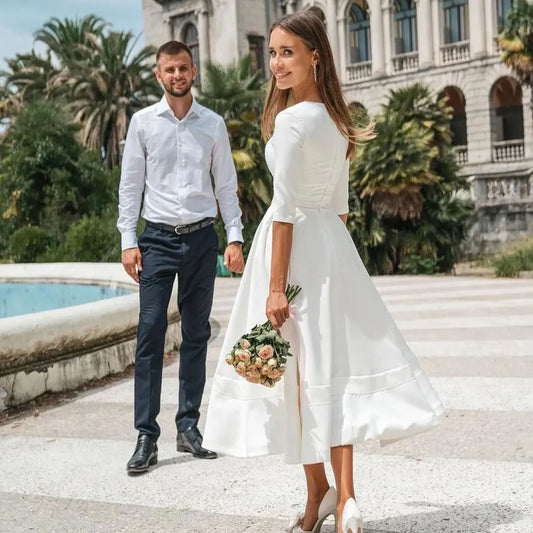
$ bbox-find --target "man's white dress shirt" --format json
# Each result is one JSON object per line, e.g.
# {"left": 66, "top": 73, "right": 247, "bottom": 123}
{"left": 117, "top": 96, "right": 243, "bottom": 250}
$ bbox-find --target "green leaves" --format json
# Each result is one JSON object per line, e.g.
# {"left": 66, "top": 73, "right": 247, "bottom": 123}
{"left": 348, "top": 83, "right": 473, "bottom": 275}
{"left": 498, "top": 0, "right": 533, "bottom": 93}
{"left": 0, "top": 15, "right": 160, "bottom": 168}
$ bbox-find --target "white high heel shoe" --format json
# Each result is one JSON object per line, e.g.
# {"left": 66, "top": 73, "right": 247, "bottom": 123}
{"left": 287, "top": 486, "right": 337, "bottom": 532}
{"left": 341, "top": 498, "right": 364, "bottom": 533}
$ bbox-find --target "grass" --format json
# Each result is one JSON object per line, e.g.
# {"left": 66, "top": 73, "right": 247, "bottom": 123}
{"left": 492, "top": 238, "right": 533, "bottom": 277}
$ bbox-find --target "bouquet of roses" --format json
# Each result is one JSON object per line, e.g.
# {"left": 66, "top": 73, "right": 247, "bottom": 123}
{"left": 225, "top": 284, "right": 302, "bottom": 388}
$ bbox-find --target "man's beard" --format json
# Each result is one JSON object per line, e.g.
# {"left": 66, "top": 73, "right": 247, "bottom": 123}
{"left": 163, "top": 80, "right": 193, "bottom": 98}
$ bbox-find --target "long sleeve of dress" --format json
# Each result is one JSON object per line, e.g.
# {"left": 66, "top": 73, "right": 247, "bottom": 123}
{"left": 271, "top": 111, "right": 305, "bottom": 224}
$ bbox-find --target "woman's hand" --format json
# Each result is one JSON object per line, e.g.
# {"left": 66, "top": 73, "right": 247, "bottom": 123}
{"left": 266, "top": 291, "right": 289, "bottom": 333}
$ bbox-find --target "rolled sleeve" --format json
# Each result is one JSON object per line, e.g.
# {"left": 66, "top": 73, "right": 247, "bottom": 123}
{"left": 212, "top": 117, "right": 244, "bottom": 243}
{"left": 117, "top": 114, "right": 146, "bottom": 250}
{"left": 331, "top": 158, "right": 350, "bottom": 215}
{"left": 271, "top": 112, "right": 305, "bottom": 224}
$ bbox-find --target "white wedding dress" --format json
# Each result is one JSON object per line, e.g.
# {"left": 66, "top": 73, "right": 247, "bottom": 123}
{"left": 203, "top": 101, "right": 444, "bottom": 465}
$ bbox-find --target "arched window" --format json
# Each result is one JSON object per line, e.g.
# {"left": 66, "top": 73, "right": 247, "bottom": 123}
{"left": 183, "top": 23, "right": 200, "bottom": 86}
{"left": 490, "top": 76, "right": 524, "bottom": 161}
{"left": 491, "top": 77, "right": 524, "bottom": 141}
{"left": 440, "top": 86, "right": 467, "bottom": 146}
{"left": 496, "top": 0, "right": 515, "bottom": 32}
{"left": 348, "top": 1, "right": 371, "bottom": 63}
{"left": 442, "top": 0, "right": 469, "bottom": 44}
{"left": 393, "top": 0, "right": 417, "bottom": 54}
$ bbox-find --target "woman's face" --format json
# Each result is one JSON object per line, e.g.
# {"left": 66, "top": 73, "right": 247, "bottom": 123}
{"left": 269, "top": 26, "right": 316, "bottom": 91}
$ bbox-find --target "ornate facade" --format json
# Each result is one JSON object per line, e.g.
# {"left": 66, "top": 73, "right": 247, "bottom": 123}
{"left": 143, "top": 0, "right": 533, "bottom": 253}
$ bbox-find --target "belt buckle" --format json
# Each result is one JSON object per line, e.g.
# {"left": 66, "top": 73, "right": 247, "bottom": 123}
{"left": 174, "top": 224, "right": 189, "bottom": 235}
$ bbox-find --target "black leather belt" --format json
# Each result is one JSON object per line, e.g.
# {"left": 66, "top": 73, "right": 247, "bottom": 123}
{"left": 146, "top": 218, "right": 214, "bottom": 235}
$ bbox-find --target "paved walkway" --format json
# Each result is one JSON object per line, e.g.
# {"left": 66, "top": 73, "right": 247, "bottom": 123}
{"left": 0, "top": 275, "right": 532, "bottom": 533}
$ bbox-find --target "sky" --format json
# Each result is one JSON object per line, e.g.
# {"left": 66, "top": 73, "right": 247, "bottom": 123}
{"left": 0, "top": 0, "right": 145, "bottom": 70}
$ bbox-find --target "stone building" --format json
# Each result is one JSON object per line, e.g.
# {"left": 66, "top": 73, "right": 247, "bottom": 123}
{"left": 143, "top": 0, "right": 533, "bottom": 254}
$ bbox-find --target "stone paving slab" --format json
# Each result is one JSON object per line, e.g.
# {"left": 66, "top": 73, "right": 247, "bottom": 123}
{"left": 1, "top": 275, "right": 532, "bottom": 533}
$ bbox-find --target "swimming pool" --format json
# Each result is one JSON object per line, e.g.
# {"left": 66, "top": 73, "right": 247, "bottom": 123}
{"left": 0, "top": 282, "right": 133, "bottom": 319}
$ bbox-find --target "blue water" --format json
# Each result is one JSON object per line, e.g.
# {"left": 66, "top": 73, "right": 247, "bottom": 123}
{"left": 0, "top": 282, "right": 134, "bottom": 319}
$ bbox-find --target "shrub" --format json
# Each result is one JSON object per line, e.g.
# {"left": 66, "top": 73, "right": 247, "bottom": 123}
{"left": 63, "top": 215, "right": 120, "bottom": 262}
{"left": 493, "top": 240, "right": 533, "bottom": 277}
{"left": 9, "top": 226, "right": 53, "bottom": 262}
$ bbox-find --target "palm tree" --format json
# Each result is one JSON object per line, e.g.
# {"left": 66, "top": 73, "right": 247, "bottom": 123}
{"left": 498, "top": 0, "right": 533, "bottom": 109}
{"left": 349, "top": 83, "right": 472, "bottom": 274}
{"left": 198, "top": 57, "right": 271, "bottom": 222}
{"left": 34, "top": 15, "right": 108, "bottom": 65}
{"left": 0, "top": 16, "right": 160, "bottom": 168}
{"left": 68, "top": 31, "right": 159, "bottom": 167}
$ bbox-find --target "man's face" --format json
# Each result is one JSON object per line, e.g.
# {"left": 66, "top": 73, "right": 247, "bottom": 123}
{"left": 155, "top": 52, "right": 197, "bottom": 97}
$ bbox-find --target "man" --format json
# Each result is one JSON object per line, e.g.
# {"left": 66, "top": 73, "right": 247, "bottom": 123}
{"left": 118, "top": 40, "right": 244, "bottom": 474}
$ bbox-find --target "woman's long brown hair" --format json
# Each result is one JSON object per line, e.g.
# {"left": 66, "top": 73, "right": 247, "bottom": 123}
{"left": 261, "top": 7, "right": 374, "bottom": 158}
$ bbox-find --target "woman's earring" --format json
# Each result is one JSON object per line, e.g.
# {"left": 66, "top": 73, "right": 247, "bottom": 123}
{"left": 313, "top": 64, "right": 317, "bottom": 83}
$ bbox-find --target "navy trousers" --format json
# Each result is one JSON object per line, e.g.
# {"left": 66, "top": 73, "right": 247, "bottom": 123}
{"left": 134, "top": 223, "right": 218, "bottom": 439}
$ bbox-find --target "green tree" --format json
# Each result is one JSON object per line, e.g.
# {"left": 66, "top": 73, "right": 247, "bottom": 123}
{"left": 198, "top": 56, "right": 271, "bottom": 222}
{"left": 0, "top": 100, "right": 114, "bottom": 258}
{"left": 0, "top": 16, "right": 160, "bottom": 168}
{"left": 498, "top": 0, "right": 533, "bottom": 109}
{"left": 68, "top": 31, "right": 160, "bottom": 167}
{"left": 350, "top": 84, "right": 473, "bottom": 274}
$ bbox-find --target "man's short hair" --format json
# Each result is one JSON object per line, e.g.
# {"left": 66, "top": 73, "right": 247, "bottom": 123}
{"left": 156, "top": 41, "right": 194, "bottom": 64}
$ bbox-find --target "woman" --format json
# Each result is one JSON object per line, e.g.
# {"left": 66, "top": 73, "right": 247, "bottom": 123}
{"left": 203, "top": 7, "right": 444, "bottom": 533}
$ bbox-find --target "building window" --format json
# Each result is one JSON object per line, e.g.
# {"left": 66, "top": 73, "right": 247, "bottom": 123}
{"left": 348, "top": 1, "right": 371, "bottom": 63}
{"left": 248, "top": 35, "right": 265, "bottom": 75}
{"left": 183, "top": 23, "right": 201, "bottom": 86}
{"left": 393, "top": 0, "right": 417, "bottom": 54}
{"left": 442, "top": 0, "right": 469, "bottom": 44}
{"left": 440, "top": 86, "right": 468, "bottom": 146}
{"left": 491, "top": 77, "right": 524, "bottom": 141}
{"left": 496, "top": 0, "right": 515, "bottom": 32}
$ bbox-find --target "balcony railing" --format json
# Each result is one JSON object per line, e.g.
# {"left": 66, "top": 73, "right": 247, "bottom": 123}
{"left": 440, "top": 41, "right": 470, "bottom": 64}
{"left": 346, "top": 61, "right": 372, "bottom": 82}
{"left": 492, "top": 140, "right": 525, "bottom": 162}
{"left": 453, "top": 145, "right": 468, "bottom": 165}
{"left": 392, "top": 52, "right": 419, "bottom": 73}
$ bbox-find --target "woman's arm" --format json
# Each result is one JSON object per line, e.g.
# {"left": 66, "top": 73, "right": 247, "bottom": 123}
{"left": 266, "top": 221, "right": 293, "bottom": 332}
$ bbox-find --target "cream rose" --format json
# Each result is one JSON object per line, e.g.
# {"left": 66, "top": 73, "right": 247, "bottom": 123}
{"left": 258, "top": 344, "right": 274, "bottom": 360}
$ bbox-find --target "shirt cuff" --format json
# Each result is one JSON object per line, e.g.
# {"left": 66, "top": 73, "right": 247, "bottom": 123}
{"left": 121, "top": 231, "right": 138, "bottom": 251}
{"left": 226, "top": 225, "right": 243, "bottom": 245}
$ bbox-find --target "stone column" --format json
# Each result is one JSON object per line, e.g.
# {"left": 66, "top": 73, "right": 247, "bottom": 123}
{"left": 369, "top": 0, "right": 385, "bottom": 77}
{"left": 469, "top": 0, "right": 486, "bottom": 57}
{"left": 430, "top": 0, "right": 440, "bottom": 65}
{"left": 337, "top": 12, "right": 347, "bottom": 83}
{"left": 416, "top": 0, "right": 434, "bottom": 68}
{"left": 485, "top": 0, "right": 496, "bottom": 54}
{"left": 326, "top": 0, "right": 340, "bottom": 70}
{"left": 197, "top": 3, "right": 210, "bottom": 82}
{"left": 382, "top": 1, "right": 392, "bottom": 74}
{"left": 523, "top": 88, "right": 533, "bottom": 160}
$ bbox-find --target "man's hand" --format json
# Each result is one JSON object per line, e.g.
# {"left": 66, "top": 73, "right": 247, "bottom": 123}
{"left": 224, "top": 242, "right": 244, "bottom": 274}
{"left": 121, "top": 246, "right": 142, "bottom": 283}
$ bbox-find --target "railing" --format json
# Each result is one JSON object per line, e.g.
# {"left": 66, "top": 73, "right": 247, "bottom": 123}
{"left": 346, "top": 61, "right": 372, "bottom": 82}
{"left": 453, "top": 145, "right": 468, "bottom": 165}
{"left": 492, "top": 140, "right": 525, "bottom": 162}
{"left": 482, "top": 176, "right": 531, "bottom": 203}
{"left": 440, "top": 41, "right": 470, "bottom": 64}
{"left": 392, "top": 52, "right": 419, "bottom": 73}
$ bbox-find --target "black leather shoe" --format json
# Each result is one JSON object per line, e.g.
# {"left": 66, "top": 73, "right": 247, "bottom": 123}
{"left": 127, "top": 434, "right": 158, "bottom": 473}
{"left": 176, "top": 427, "right": 217, "bottom": 459}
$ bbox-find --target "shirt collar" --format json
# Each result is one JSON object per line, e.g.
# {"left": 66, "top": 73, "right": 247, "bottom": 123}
{"left": 156, "top": 95, "right": 202, "bottom": 119}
